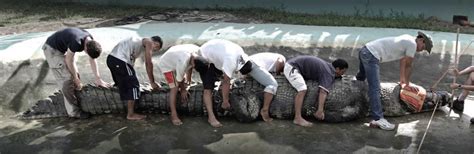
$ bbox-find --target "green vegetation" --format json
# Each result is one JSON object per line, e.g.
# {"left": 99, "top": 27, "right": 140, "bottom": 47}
{"left": 226, "top": 8, "right": 433, "bottom": 30}
{"left": 0, "top": 0, "right": 468, "bottom": 34}
{"left": 0, "top": 0, "right": 162, "bottom": 25}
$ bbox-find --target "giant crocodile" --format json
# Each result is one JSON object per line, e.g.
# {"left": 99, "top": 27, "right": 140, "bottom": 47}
{"left": 20, "top": 75, "right": 451, "bottom": 122}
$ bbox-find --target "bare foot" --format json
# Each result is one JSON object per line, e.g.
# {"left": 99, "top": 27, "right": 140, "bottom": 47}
{"left": 171, "top": 116, "right": 183, "bottom": 126}
{"left": 260, "top": 109, "right": 273, "bottom": 122}
{"left": 313, "top": 111, "right": 325, "bottom": 121}
{"left": 127, "top": 113, "right": 146, "bottom": 120}
{"left": 293, "top": 118, "right": 313, "bottom": 127}
{"left": 221, "top": 102, "right": 231, "bottom": 110}
{"left": 208, "top": 119, "right": 223, "bottom": 128}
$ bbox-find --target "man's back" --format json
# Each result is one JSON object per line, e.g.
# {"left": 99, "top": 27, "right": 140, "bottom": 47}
{"left": 109, "top": 37, "right": 145, "bottom": 65}
{"left": 250, "top": 52, "right": 285, "bottom": 72}
{"left": 45, "top": 27, "right": 90, "bottom": 53}
{"left": 200, "top": 39, "right": 248, "bottom": 78}
{"left": 158, "top": 44, "right": 199, "bottom": 82}
{"left": 287, "top": 56, "right": 335, "bottom": 91}
{"left": 365, "top": 34, "right": 416, "bottom": 63}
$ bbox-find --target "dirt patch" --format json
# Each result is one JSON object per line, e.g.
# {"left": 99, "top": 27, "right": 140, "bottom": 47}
{"left": 3, "top": 8, "right": 474, "bottom": 36}
{"left": 2, "top": 0, "right": 474, "bottom": 36}
{"left": 425, "top": 16, "right": 474, "bottom": 34}
{"left": 0, "top": 10, "right": 264, "bottom": 35}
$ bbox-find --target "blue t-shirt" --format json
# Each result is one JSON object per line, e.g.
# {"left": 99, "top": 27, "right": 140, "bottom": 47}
{"left": 45, "top": 28, "right": 91, "bottom": 54}
{"left": 287, "top": 56, "right": 335, "bottom": 91}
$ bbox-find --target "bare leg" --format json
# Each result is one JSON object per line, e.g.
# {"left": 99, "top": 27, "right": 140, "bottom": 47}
{"left": 169, "top": 87, "right": 183, "bottom": 125}
{"left": 260, "top": 92, "right": 274, "bottom": 122}
{"left": 127, "top": 100, "right": 146, "bottom": 120}
{"left": 293, "top": 90, "right": 312, "bottom": 127}
{"left": 204, "top": 89, "right": 222, "bottom": 127}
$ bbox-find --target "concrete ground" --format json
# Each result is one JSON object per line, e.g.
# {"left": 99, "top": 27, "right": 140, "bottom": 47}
{"left": 0, "top": 104, "right": 473, "bottom": 153}
{"left": 1, "top": 22, "right": 474, "bottom": 153}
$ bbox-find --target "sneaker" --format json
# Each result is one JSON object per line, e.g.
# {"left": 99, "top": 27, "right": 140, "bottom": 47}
{"left": 370, "top": 118, "right": 395, "bottom": 131}
{"left": 70, "top": 111, "right": 91, "bottom": 119}
{"left": 452, "top": 99, "right": 464, "bottom": 112}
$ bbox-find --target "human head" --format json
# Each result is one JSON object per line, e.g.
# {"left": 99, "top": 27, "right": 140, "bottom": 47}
{"left": 332, "top": 59, "right": 348, "bottom": 77}
{"left": 274, "top": 57, "right": 286, "bottom": 75}
{"left": 151, "top": 36, "right": 163, "bottom": 51}
{"left": 85, "top": 40, "right": 102, "bottom": 59}
{"left": 416, "top": 31, "right": 433, "bottom": 53}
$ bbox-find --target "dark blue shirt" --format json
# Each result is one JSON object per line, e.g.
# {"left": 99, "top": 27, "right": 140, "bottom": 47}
{"left": 45, "top": 28, "right": 91, "bottom": 54}
{"left": 287, "top": 56, "right": 335, "bottom": 91}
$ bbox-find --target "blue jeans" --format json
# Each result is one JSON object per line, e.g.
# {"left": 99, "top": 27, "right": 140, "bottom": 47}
{"left": 356, "top": 46, "right": 383, "bottom": 120}
{"left": 249, "top": 61, "right": 278, "bottom": 94}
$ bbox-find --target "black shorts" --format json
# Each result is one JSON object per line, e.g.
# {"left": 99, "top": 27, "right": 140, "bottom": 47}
{"left": 106, "top": 55, "right": 140, "bottom": 101}
{"left": 197, "top": 63, "right": 223, "bottom": 90}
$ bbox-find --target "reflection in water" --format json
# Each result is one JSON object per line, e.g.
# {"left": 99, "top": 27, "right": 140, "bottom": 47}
{"left": 205, "top": 132, "right": 299, "bottom": 153}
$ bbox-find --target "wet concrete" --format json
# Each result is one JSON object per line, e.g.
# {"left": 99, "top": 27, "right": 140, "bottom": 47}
{"left": 1, "top": 103, "right": 473, "bottom": 153}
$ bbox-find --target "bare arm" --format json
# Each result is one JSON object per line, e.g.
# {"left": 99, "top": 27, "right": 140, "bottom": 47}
{"left": 451, "top": 83, "right": 474, "bottom": 91}
{"left": 460, "top": 85, "right": 474, "bottom": 91}
{"left": 89, "top": 57, "right": 110, "bottom": 87}
{"left": 399, "top": 56, "right": 414, "bottom": 85}
{"left": 178, "top": 81, "right": 187, "bottom": 91}
{"left": 222, "top": 74, "right": 231, "bottom": 105}
{"left": 178, "top": 67, "right": 193, "bottom": 94}
{"left": 65, "top": 50, "right": 82, "bottom": 90}
{"left": 185, "top": 66, "right": 193, "bottom": 85}
{"left": 178, "top": 81, "right": 188, "bottom": 103}
{"left": 317, "top": 90, "right": 328, "bottom": 112}
{"left": 89, "top": 57, "right": 100, "bottom": 79}
{"left": 314, "top": 89, "right": 327, "bottom": 120}
{"left": 457, "top": 66, "right": 474, "bottom": 76}
{"left": 143, "top": 38, "right": 160, "bottom": 89}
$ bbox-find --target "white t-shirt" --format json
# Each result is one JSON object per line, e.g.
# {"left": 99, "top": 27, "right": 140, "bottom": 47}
{"left": 158, "top": 44, "right": 200, "bottom": 82}
{"left": 200, "top": 39, "right": 249, "bottom": 78}
{"left": 109, "top": 36, "right": 145, "bottom": 65}
{"left": 365, "top": 34, "right": 417, "bottom": 63}
{"left": 249, "top": 52, "right": 286, "bottom": 72}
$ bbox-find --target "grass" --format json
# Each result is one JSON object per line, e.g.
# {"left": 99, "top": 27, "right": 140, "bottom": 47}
{"left": 0, "top": 0, "right": 467, "bottom": 34}
{"left": 225, "top": 8, "right": 454, "bottom": 32}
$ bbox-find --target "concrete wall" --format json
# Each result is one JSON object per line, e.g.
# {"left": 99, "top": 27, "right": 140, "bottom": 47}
{"left": 53, "top": 0, "right": 474, "bottom": 22}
